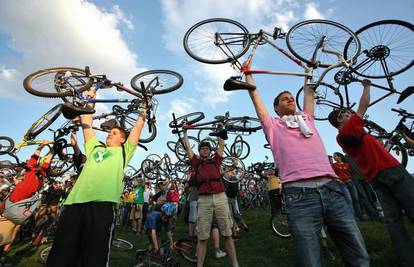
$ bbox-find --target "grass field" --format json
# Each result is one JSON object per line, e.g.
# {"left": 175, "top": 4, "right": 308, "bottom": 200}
{"left": 2, "top": 209, "right": 413, "bottom": 266}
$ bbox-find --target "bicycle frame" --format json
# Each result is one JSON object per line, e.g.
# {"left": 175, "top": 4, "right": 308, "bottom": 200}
{"left": 220, "top": 30, "right": 353, "bottom": 86}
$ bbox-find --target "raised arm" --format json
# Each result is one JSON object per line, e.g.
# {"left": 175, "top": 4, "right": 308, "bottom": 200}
{"left": 356, "top": 79, "right": 371, "bottom": 118}
{"left": 216, "top": 137, "right": 225, "bottom": 157}
{"left": 303, "top": 78, "right": 315, "bottom": 115}
{"left": 244, "top": 61, "right": 269, "bottom": 121}
{"left": 182, "top": 129, "right": 195, "bottom": 159}
{"left": 81, "top": 89, "right": 97, "bottom": 143}
{"left": 127, "top": 107, "right": 147, "bottom": 145}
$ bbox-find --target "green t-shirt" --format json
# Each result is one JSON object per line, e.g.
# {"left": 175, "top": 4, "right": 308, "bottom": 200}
{"left": 65, "top": 136, "right": 137, "bottom": 204}
{"left": 133, "top": 186, "right": 144, "bottom": 204}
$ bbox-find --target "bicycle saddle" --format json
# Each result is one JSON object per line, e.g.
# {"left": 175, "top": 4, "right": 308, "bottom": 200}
{"left": 223, "top": 77, "right": 256, "bottom": 91}
{"left": 61, "top": 102, "right": 95, "bottom": 120}
{"left": 397, "top": 86, "right": 414, "bottom": 104}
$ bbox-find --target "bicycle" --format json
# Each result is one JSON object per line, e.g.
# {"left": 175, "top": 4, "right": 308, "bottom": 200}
{"left": 170, "top": 111, "right": 260, "bottom": 161}
{"left": 37, "top": 237, "right": 133, "bottom": 264}
{"left": 0, "top": 104, "right": 62, "bottom": 157}
{"left": 133, "top": 237, "right": 197, "bottom": 266}
{"left": 23, "top": 67, "right": 183, "bottom": 143}
{"left": 183, "top": 18, "right": 360, "bottom": 93}
{"left": 295, "top": 20, "right": 414, "bottom": 120}
{"left": 364, "top": 108, "right": 414, "bottom": 167}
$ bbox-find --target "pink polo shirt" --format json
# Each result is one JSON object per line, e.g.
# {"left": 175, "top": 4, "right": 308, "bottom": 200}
{"left": 262, "top": 112, "right": 337, "bottom": 183}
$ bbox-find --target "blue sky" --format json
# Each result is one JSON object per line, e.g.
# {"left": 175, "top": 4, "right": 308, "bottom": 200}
{"left": 1, "top": 0, "right": 413, "bottom": 174}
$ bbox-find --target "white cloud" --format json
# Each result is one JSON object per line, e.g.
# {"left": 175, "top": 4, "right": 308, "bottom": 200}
{"left": 304, "top": 2, "right": 325, "bottom": 20}
{"left": 161, "top": 97, "right": 197, "bottom": 120}
{"left": 0, "top": 0, "right": 142, "bottom": 99}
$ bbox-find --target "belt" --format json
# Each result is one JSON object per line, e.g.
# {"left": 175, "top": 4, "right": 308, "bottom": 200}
{"left": 283, "top": 176, "right": 333, "bottom": 188}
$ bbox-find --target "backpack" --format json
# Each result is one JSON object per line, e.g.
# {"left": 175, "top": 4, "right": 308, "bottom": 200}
{"left": 190, "top": 157, "right": 221, "bottom": 187}
{"left": 3, "top": 193, "right": 41, "bottom": 225}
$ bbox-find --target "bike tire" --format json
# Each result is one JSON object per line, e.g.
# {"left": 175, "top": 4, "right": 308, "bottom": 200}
{"left": 286, "top": 20, "right": 360, "bottom": 68}
{"left": 48, "top": 143, "right": 75, "bottom": 177}
{"left": 175, "top": 238, "right": 197, "bottom": 263}
{"left": 23, "top": 67, "right": 93, "bottom": 98}
{"left": 230, "top": 139, "right": 250, "bottom": 160}
{"left": 377, "top": 136, "right": 408, "bottom": 168}
{"left": 271, "top": 213, "right": 291, "bottom": 239}
{"left": 0, "top": 136, "right": 15, "bottom": 155}
{"left": 120, "top": 113, "right": 157, "bottom": 143}
{"left": 37, "top": 245, "right": 52, "bottom": 264}
{"left": 141, "top": 159, "right": 160, "bottom": 180}
{"left": 27, "top": 104, "right": 63, "bottom": 140}
{"left": 344, "top": 20, "right": 414, "bottom": 78}
{"left": 169, "top": 112, "right": 205, "bottom": 128}
{"left": 130, "top": 70, "right": 183, "bottom": 95}
{"left": 174, "top": 136, "right": 200, "bottom": 163}
{"left": 296, "top": 82, "right": 343, "bottom": 120}
{"left": 226, "top": 116, "right": 262, "bottom": 133}
{"left": 183, "top": 18, "right": 251, "bottom": 64}
{"left": 112, "top": 237, "right": 134, "bottom": 250}
{"left": 221, "top": 156, "right": 245, "bottom": 183}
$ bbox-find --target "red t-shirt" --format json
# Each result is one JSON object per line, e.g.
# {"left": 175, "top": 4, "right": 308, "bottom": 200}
{"left": 337, "top": 114, "right": 399, "bottom": 182}
{"left": 9, "top": 155, "right": 49, "bottom": 202}
{"left": 190, "top": 154, "right": 225, "bottom": 195}
{"left": 331, "top": 162, "right": 352, "bottom": 182}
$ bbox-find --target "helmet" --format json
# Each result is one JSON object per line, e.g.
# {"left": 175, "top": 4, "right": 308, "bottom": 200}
{"left": 198, "top": 141, "right": 212, "bottom": 151}
{"left": 161, "top": 202, "right": 176, "bottom": 216}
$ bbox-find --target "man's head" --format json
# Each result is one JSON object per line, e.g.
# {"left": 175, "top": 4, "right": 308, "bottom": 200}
{"left": 273, "top": 91, "right": 296, "bottom": 116}
{"left": 198, "top": 141, "right": 212, "bottom": 159}
{"left": 106, "top": 126, "right": 128, "bottom": 147}
{"left": 328, "top": 109, "right": 352, "bottom": 129}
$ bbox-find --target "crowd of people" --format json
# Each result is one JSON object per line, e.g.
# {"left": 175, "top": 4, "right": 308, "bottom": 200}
{"left": 0, "top": 59, "right": 413, "bottom": 267}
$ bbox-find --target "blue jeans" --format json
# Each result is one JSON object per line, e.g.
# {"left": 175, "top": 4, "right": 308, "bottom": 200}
{"left": 372, "top": 165, "right": 414, "bottom": 267}
{"left": 283, "top": 179, "right": 370, "bottom": 267}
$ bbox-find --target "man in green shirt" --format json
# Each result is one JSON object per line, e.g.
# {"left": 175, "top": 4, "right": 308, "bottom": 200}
{"left": 47, "top": 89, "right": 147, "bottom": 267}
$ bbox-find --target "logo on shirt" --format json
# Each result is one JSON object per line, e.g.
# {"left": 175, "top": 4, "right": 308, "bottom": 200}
{"left": 93, "top": 150, "right": 111, "bottom": 163}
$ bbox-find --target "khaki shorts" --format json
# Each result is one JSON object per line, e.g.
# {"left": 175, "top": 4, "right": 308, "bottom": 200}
{"left": 196, "top": 192, "right": 232, "bottom": 240}
{"left": 130, "top": 204, "right": 142, "bottom": 220}
{"left": 0, "top": 218, "right": 16, "bottom": 246}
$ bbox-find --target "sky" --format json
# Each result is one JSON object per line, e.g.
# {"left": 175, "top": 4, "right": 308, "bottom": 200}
{"left": 0, "top": 0, "right": 413, "bottom": 175}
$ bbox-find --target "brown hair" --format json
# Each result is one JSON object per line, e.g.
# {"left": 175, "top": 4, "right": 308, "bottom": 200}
{"left": 327, "top": 109, "right": 343, "bottom": 128}
{"left": 111, "top": 126, "right": 129, "bottom": 143}
{"left": 273, "top": 91, "right": 292, "bottom": 108}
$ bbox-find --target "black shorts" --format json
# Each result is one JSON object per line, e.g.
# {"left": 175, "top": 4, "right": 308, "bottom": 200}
{"left": 47, "top": 202, "right": 116, "bottom": 267}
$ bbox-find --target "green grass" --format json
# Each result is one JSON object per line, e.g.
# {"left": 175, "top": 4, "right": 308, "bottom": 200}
{"left": 2, "top": 209, "right": 413, "bottom": 266}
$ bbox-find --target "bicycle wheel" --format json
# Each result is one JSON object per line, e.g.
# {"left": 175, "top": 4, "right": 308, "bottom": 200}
{"left": 287, "top": 20, "right": 360, "bottom": 68}
{"left": 174, "top": 136, "right": 200, "bottom": 162}
{"left": 141, "top": 160, "right": 159, "bottom": 180}
{"left": 130, "top": 70, "right": 183, "bottom": 95}
{"left": 112, "top": 237, "right": 134, "bottom": 250}
{"left": 48, "top": 144, "right": 74, "bottom": 177}
{"left": 26, "top": 104, "right": 63, "bottom": 140}
{"left": 23, "top": 67, "right": 93, "bottom": 98}
{"left": 364, "top": 120, "right": 387, "bottom": 137}
{"left": 169, "top": 112, "right": 205, "bottom": 128}
{"left": 344, "top": 20, "right": 414, "bottom": 78}
{"left": 296, "top": 82, "right": 343, "bottom": 120}
{"left": 221, "top": 156, "right": 245, "bottom": 183}
{"left": 0, "top": 136, "right": 15, "bottom": 155}
{"left": 377, "top": 136, "right": 408, "bottom": 168}
{"left": 175, "top": 238, "right": 197, "bottom": 263}
{"left": 183, "top": 18, "right": 250, "bottom": 64}
{"left": 230, "top": 139, "right": 250, "bottom": 160}
{"left": 271, "top": 212, "right": 291, "bottom": 239}
{"left": 119, "top": 112, "right": 157, "bottom": 143}
{"left": 226, "top": 116, "right": 262, "bottom": 133}
{"left": 37, "top": 245, "right": 52, "bottom": 264}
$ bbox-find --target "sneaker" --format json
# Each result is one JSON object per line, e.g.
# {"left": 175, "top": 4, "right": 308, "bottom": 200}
{"left": 215, "top": 249, "right": 227, "bottom": 258}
